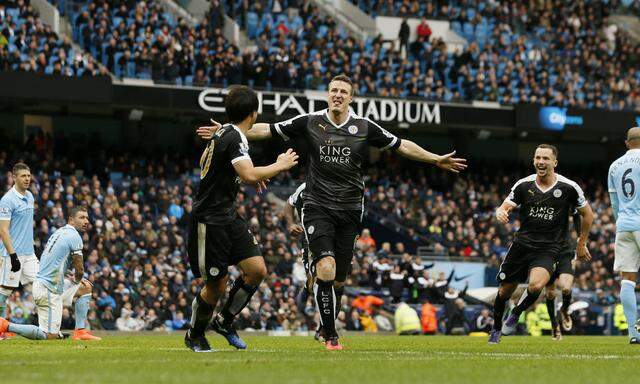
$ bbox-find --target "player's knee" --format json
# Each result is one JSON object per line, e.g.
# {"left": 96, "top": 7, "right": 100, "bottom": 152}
{"left": 528, "top": 281, "right": 545, "bottom": 293}
{"left": 315, "top": 257, "right": 336, "bottom": 280}
{"left": 561, "top": 288, "right": 571, "bottom": 296}
{"left": 545, "top": 290, "right": 556, "bottom": 300}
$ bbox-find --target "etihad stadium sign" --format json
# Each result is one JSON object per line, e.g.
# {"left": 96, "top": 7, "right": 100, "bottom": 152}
{"left": 198, "top": 88, "right": 441, "bottom": 125}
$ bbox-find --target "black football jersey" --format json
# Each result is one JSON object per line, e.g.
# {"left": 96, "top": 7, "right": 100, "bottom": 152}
{"left": 270, "top": 108, "right": 400, "bottom": 211}
{"left": 193, "top": 124, "right": 251, "bottom": 225}
{"left": 506, "top": 173, "right": 586, "bottom": 250}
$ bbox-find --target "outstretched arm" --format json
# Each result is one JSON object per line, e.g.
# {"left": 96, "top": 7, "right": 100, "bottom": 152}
{"left": 396, "top": 139, "right": 467, "bottom": 173}
{"left": 233, "top": 149, "right": 299, "bottom": 184}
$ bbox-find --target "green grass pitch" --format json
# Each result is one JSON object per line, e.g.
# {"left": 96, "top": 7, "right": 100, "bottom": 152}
{"left": 2, "top": 333, "right": 640, "bottom": 384}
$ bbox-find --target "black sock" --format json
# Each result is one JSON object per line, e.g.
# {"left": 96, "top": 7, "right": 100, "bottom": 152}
{"left": 562, "top": 291, "right": 572, "bottom": 312}
{"left": 512, "top": 289, "right": 542, "bottom": 317}
{"left": 220, "top": 277, "right": 258, "bottom": 328}
{"left": 546, "top": 298, "right": 557, "bottom": 329}
{"left": 334, "top": 285, "right": 344, "bottom": 320}
{"left": 314, "top": 279, "right": 336, "bottom": 338}
{"left": 492, "top": 291, "right": 509, "bottom": 331}
{"left": 190, "top": 292, "right": 214, "bottom": 337}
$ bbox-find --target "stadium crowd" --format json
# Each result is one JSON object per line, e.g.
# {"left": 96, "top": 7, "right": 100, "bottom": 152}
{"left": 2, "top": 0, "right": 640, "bottom": 111}
{"left": 0, "top": 133, "right": 623, "bottom": 336}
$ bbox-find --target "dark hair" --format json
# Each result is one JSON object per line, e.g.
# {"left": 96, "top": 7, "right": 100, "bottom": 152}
{"left": 225, "top": 85, "right": 259, "bottom": 123}
{"left": 329, "top": 74, "right": 355, "bottom": 96}
{"left": 12, "top": 163, "right": 30, "bottom": 175}
{"left": 536, "top": 144, "right": 558, "bottom": 158}
{"left": 68, "top": 205, "right": 88, "bottom": 220}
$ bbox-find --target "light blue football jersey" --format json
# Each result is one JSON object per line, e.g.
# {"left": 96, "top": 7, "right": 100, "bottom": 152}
{"left": 0, "top": 187, "right": 35, "bottom": 257}
{"left": 36, "top": 225, "right": 83, "bottom": 294}
{"left": 608, "top": 148, "right": 640, "bottom": 232}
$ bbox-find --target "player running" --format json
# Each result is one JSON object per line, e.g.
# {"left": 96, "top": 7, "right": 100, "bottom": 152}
{"left": 185, "top": 85, "right": 299, "bottom": 352}
{"left": 544, "top": 210, "right": 580, "bottom": 341}
{"left": 0, "top": 163, "right": 39, "bottom": 339}
{"left": 199, "top": 75, "right": 467, "bottom": 350}
{"left": 489, "top": 144, "right": 594, "bottom": 344}
{"left": 0, "top": 206, "right": 100, "bottom": 340}
{"left": 608, "top": 127, "right": 640, "bottom": 344}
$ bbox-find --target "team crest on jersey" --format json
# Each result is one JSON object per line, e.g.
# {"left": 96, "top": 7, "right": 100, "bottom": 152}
{"left": 209, "top": 267, "right": 220, "bottom": 277}
{"left": 348, "top": 125, "right": 358, "bottom": 135}
{"left": 553, "top": 189, "right": 562, "bottom": 198}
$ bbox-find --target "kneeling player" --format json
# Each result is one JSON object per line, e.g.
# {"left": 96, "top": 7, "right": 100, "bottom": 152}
{"left": 0, "top": 206, "right": 100, "bottom": 340}
{"left": 489, "top": 145, "right": 593, "bottom": 344}
{"left": 185, "top": 85, "right": 298, "bottom": 352}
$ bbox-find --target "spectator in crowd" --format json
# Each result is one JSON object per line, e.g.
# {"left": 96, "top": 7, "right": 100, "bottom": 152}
{"left": 416, "top": 17, "right": 432, "bottom": 41}
{"left": 475, "top": 308, "right": 493, "bottom": 333}
{"left": 398, "top": 18, "right": 410, "bottom": 57}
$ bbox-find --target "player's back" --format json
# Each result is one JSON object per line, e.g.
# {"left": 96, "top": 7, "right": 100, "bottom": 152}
{"left": 193, "top": 124, "right": 250, "bottom": 225}
{"left": 609, "top": 149, "right": 640, "bottom": 231}
{"left": 0, "top": 188, "right": 35, "bottom": 256}
{"left": 37, "top": 224, "right": 82, "bottom": 294}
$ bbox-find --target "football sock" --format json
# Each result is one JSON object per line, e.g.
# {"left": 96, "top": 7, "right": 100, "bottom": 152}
{"left": 0, "top": 288, "right": 9, "bottom": 318}
{"left": 492, "top": 290, "right": 509, "bottom": 331}
{"left": 314, "top": 279, "right": 336, "bottom": 338}
{"left": 620, "top": 280, "right": 640, "bottom": 339}
{"left": 8, "top": 323, "right": 46, "bottom": 340}
{"left": 512, "top": 289, "right": 541, "bottom": 317}
{"left": 189, "top": 292, "right": 214, "bottom": 338}
{"left": 75, "top": 294, "right": 91, "bottom": 330}
{"left": 546, "top": 297, "right": 557, "bottom": 329}
{"left": 561, "top": 291, "right": 572, "bottom": 312}
{"left": 219, "top": 277, "right": 257, "bottom": 328}
{"left": 334, "top": 285, "right": 344, "bottom": 320}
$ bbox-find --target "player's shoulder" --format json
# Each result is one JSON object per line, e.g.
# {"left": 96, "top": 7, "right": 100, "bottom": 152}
{"left": 512, "top": 174, "right": 536, "bottom": 188}
{"left": 219, "top": 124, "right": 248, "bottom": 145}
{"left": 556, "top": 174, "right": 582, "bottom": 191}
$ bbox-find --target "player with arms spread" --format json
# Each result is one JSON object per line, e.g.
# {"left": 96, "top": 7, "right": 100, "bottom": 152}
{"left": 199, "top": 74, "right": 466, "bottom": 350}
{"left": 489, "top": 144, "right": 594, "bottom": 344}
{"left": 185, "top": 85, "right": 299, "bottom": 352}
{"left": 608, "top": 127, "right": 640, "bottom": 344}
{"left": 0, "top": 206, "right": 98, "bottom": 340}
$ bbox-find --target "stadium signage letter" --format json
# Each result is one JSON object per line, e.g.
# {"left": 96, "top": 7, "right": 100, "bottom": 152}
{"left": 198, "top": 89, "right": 441, "bottom": 125}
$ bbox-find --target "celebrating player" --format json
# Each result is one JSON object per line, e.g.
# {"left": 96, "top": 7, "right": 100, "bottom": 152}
{"left": 200, "top": 74, "right": 466, "bottom": 350}
{"left": 184, "top": 85, "right": 299, "bottom": 352}
{"left": 544, "top": 210, "right": 580, "bottom": 341}
{"left": 489, "top": 144, "right": 594, "bottom": 344}
{"left": 0, "top": 206, "right": 100, "bottom": 340}
{"left": 608, "top": 127, "right": 640, "bottom": 344}
{"left": 0, "top": 163, "right": 38, "bottom": 339}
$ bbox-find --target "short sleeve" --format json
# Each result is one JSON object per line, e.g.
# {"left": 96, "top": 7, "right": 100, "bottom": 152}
{"left": 228, "top": 131, "right": 252, "bottom": 165}
{"left": 571, "top": 182, "right": 587, "bottom": 208}
{"left": 506, "top": 182, "right": 523, "bottom": 207}
{"left": 269, "top": 114, "right": 309, "bottom": 141}
{"left": 366, "top": 119, "right": 400, "bottom": 151}
{"left": 71, "top": 233, "right": 83, "bottom": 256}
{"left": 288, "top": 183, "right": 306, "bottom": 206}
{"left": 608, "top": 167, "right": 616, "bottom": 193}
{"left": 0, "top": 196, "right": 13, "bottom": 221}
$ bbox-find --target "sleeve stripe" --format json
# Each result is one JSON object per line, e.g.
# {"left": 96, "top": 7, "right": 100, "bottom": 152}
{"left": 0, "top": 218, "right": 10, "bottom": 221}
{"left": 381, "top": 136, "right": 398, "bottom": 151}
{"left": 609, "top": 188, "right": 616, "bottom": 193}
{"left": 274, "top": 124, "right": 290, "bottom": 141}
{"left": 230, "top": 155, "right": 251, "bottom": 165}
{"left": 288, "top": 183, "right": 306, "bottom": 205}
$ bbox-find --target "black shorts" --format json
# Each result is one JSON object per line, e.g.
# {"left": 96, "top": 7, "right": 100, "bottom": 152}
{"left": 301, "top": 203, "right": 361, "bottom": 282}
{"left": 550, "top": 250, "right": 575, "bottom": 280}
{"left": 497, "top": 242, "right": 557, "bottom": 284}
{"left": 187, "top": 216, "right": 261, "bottom": 281}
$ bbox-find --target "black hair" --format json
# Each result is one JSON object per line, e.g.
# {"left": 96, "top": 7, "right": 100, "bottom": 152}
{"left": 225, "top": 85, "right": 259, "bottom": 123}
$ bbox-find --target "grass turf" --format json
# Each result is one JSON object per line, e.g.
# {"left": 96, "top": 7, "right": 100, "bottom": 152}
{"left": 1, "top": 334, "right": 639, "bottom": 384}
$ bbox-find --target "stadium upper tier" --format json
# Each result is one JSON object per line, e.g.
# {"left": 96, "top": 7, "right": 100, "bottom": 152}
{"left": 1, "top": 0, "right": 639, "bottom": 111}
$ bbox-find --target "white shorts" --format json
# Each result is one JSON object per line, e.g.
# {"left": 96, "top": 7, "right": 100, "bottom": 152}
{"left": 614, "top": 231, "right": 640, "bottom": 273}
{"left": 33, "top": 279, "right": 80, "bottom": 334}
{"left": 0, "top": 254, "right": 39, "bottom": 288}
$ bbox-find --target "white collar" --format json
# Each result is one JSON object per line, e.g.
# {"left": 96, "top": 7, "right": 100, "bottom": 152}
{"left": 324, "top": 108, "right": 356, "bottom": 129}
{"left": 534, "top": 174, "right": 558, "bottom": 193}
{"left": 11, "top": 186, "right": 27, "bottom": 200}
{"left": 627, "top": 149, "right": 640, "bottom": 154}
